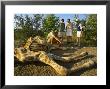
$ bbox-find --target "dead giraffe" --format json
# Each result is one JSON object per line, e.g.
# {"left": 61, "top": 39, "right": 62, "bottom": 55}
{"left": 14, "top": 34, "right": 96, "bottom": 75}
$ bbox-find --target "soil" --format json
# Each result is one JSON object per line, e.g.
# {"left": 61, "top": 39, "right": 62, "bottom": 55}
{"left": 14, "top": 43, "right": 97, "bottom": 76}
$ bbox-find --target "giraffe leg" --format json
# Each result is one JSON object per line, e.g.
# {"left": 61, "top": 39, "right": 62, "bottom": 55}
{"left": 70, "top": 59, "right": 97, "bottom": 73}
{"left": 38, "top": 51, "right": 68, "bottom": 76}
{"left": 47, "top": 52, "right": 88, "bottom": 62}
{"left": 62, "top": 52, "right": 88, "bottom": 62}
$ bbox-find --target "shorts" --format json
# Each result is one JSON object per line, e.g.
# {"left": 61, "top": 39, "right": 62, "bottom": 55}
{"left": 77, "top": 31, "right": 81, "bottom": 37}
{"left": 58, "top": 32, "right": 65, "bottom": 37}
{"left": 66, "top": 29, "right": 72, "bottom": 36}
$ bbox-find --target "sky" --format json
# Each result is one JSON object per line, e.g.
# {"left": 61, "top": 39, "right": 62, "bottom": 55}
{"left": 55, "top": 14, "right": 88, "bottom": 23}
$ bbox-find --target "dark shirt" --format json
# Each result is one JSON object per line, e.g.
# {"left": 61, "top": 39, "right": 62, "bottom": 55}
{"left": 59, "top": 22, "right": 65, "bottom": 32}
{"left": 77, "top": 25, "right": 81, "bottom": 31}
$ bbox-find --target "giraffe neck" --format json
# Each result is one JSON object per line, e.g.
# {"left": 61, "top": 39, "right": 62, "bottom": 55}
{"left": 24, "top": 40, "right": 32, "bottom": 50}
{"left": 15, "top": 49, "right": 25, "bottom": 62}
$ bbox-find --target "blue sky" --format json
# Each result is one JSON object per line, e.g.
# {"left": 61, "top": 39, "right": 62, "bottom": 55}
{"left": 55, "top": 14, "right": 88, "bottom": 22}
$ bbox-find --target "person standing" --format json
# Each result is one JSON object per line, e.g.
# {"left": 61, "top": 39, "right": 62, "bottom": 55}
{"left": 58, "top": 19, "right": 65, "bottom": 43}
{"left": 77, "top": 23, "right": 83, "bottom": 46}
{"left": 66, "top": 19, "right": 73, "bottom": 43}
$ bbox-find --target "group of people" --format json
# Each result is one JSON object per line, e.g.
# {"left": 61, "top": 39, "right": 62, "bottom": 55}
{"left": 58, "top": 19, "right": 83, "bottom": 46}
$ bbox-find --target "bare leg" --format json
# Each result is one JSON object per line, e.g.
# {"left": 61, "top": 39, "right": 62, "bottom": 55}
{"left": 67, "top": 36, "right": 71, "bottom": 43}
{"left": 70, "top": 36, "right": 72, "bottom": 42}
{"left": 61, "top": 37, "right": 63, "bottom": 43}
{"left": 68, "top": 36, "right": 70, "bottom": 42}
{"left": 77, "top": 37, "right": 78, "bottom": 45}
{"left": 77, "top": 37, "right": 80, "bottom": 46}
{"left": 67, "top": 36, "right": 69, "bottom": 43}
{"left": 78, "top": 37, "right": 80, "bottom": 46}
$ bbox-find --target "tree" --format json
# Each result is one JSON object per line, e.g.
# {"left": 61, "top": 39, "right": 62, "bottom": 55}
{"left": 73, "top": 14, "right": 81, "bottom": 26}
{"left": 42, "top": 14, "right": 60, "bottom": 36}
{"left": 14, "top": 14, "right": 43, "bottom": 40}
{"left": 33, "top": 14, "right": 43, "bottom": 30}
{"left": 14, "top": 14, "right": 26, "bottom": 40}
{"left": 84, "top": 14, "right": 97, "bottom": 46}
{"left": 14, "top": 14, "right": 25, "bottom": 30}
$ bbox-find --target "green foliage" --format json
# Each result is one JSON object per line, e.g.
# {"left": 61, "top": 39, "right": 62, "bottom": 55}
{"left": 14, "top": 14, "right": 60, "bottom": 40}
{"left": 33, "top": 14, "right": 43, "bottom": 29}
{"left": 14, "top": 14, "right": 43, "bottom": 40}
{"left": 42, "top": 14, "right": 60, "bottom": 35}
{"left": 83, "top": 14, "right": 97, "bottom": 46}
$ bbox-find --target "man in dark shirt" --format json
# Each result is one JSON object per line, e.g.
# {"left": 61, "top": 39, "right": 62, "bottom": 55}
{"left": 58, "top": 19, "right": 65, "bottom": 42}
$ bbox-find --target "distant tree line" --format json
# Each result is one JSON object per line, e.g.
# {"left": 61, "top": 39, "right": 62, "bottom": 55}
{"left": 14, "top": 14, "right": 97, "bottom": 46}
{"left": 14, "top": 14, "right": 59, "bottom": 41}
